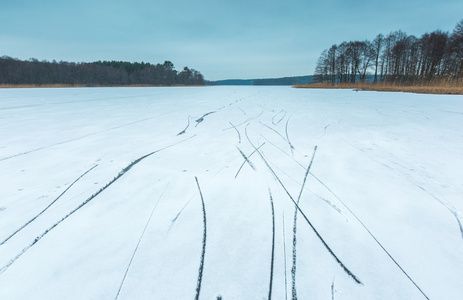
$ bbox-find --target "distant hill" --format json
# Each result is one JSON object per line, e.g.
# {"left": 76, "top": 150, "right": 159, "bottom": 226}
{"left": 206, "top": 75, "right": 314, "bottom": 86}
{"left": 254, "top": 76, "right": 314, "bottom": 85}
{"left": 206, "top": 79, "right": 255, "bottom": 85}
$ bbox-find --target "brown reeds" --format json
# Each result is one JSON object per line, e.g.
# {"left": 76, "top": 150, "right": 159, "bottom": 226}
{"left": 294, "top": 81, "right": 463, "bottom": 95}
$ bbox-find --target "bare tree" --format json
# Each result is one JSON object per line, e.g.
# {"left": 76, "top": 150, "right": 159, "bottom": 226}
{"left": 314, "top": 49, "right": 329, "bottom": 83}
{"left": 313, "top": 20, "right": 462, "bottom": 85}
{"left": 359, "top": 40, "right": 375, "bottom": 82}
{"left": 327, "top": 44, "right": 337, "bottom": 84}
{"left": 449, "top": 19, "right": 463, "bottom": 79}
{"left": 372, "top": 34, "right": 384, "bottom": 83}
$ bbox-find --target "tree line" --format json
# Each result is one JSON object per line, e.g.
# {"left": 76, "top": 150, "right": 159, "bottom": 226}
{"left": 314, "top": 19, "right": 463, "bottom": 84}
{"left": 0, "top": 57, "right": 205, "bottom": 86}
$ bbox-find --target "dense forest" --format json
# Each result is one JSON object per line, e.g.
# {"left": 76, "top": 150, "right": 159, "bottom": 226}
{"left": 0, "top": 57, "right": 205, "bottom": 86}
{"left": 314, "top": 20, "right": 463, "bottom": 84}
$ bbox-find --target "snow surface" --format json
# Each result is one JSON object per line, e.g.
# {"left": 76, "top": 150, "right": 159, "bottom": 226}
{"left": 0, "top": 86, "right": 462, "bottom": 299}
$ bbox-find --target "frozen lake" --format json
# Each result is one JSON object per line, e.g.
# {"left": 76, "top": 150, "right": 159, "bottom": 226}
{"left": 0, "top": 86, "right": 462, "bottom": 299}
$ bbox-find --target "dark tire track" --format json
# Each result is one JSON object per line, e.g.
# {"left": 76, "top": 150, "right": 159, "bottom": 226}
{"left": 238, "top": 107, "right": 247, "bottom": 115}
{"left": 234, "top": 143, "right": 265, "bottom": 179}
{"left": 170, "top": 200, "right": 191, "bottom": 226}
{"left": 115, "top": 183, "right": 170, "bottom": 299}
{"left": 375, "top": 108, "right": 387, "bottom": 117}
{"left": 229, "top": 121, "right": 241, "bottom": 143}
{"left": 291, "top": 210, "right": 298, "bottom": 299}
{"left": 317, "top": 124, "right": 330, "bottom": 139}
{"left": 195, "top": 111, "right": 216, "bottom": 127}
{"left": 115, "top": 184, "right": 169, "bottom": 299}
{"left": 259, "top": 122, "right": 288, "bottom": 144}
{"left": 416, "top": 185, "right": 463, "bottom": 241}
{"left": 283, "top": 213, "right": 288, "bottom": 300}
{"left": 260, "top": 134, "right": 303, "bottom": 168}
{"left": 331, "top": 276, "right": 336, "bottom": 300}
{"left": 455, "top": 213, "right": 463, "bottom": 239}
{"left": 177, "top": 116, "right": 190, "bottom": 136}
{"left": 0, "top": 104, "right": 41, "bottom": 111}
{"left": 285, "top": 118, "right": 295, "bottom": 155}
{"left": 268, "top": 189, "right": 276, "bottom": 300}
{"left": 344, "top": 136, "right": 462, "bottom": 244}
{"left": 0, "top": 135, "right": 196, "bottom": 276}
{"left": 0, "top": 164, "right": 98, "bottom": 246}
{"left": 172, "top": 160, "right": 236, "bottom": 227}
{"left": 310, "top": 174, "right": 430, "bottom": 299}
{"left": 222, "top": 109, "right": 264, "bottom": 131}
{"left": 439, "top": 109, "right": 463, "bottom": 115}
{"left": 291, "top": 144, "right": 317, "bottom": 300}
{"left": 260, "top": 134, "right": 345, "bottom": 216}
{"left": 272, "top": 110, "right": 287, "bottom": 125}
{"left": 245, "top": 125, "right": 362, "bottom": 285}
{"left": 0, "top": 111, "right": 186, "bottom": 162}
{"left": 236, "top": 147, "right": 256, "bottom": 171}
{"left": 194, "top": 177, "right": 207, "bottom": 300}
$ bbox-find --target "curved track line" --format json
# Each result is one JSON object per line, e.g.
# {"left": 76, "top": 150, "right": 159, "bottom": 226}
{"left": 229, "top": 121, "right": 241, "bottom": 143}
{"left": 272, "top": 110, "right": 287, "bottom": 126}
{"left": 115, "top": 183, "right": 170, "bottom": 299}
{"left": 283, "top": 213, "right": 288, "bottom": 300}
{"left": 259, "top": 122, "right": 288, "bottom": 144}
{"left": 177, "top": 116, "right": 190, "bottom": 136}
{"left": 195, "top": 111, "right": 216, "bottom": 127}
{"left": 291, "top": 144, "right": 317, "bottom": 299}
{"left": 236, "top": 147, "right": 256, "bottom": 170}
{"left": 0, "top": 164, "right": 98, "bottom": 246}
{"left": 0, "top": 135, "right": 196, "bottom": 276}
{"left": 310, "top": 172, "right": 430, "bottom": 299}
{"left": 194, "top": 177, "right": 207, "bottom": 300}
{"left": 234, "top": 143, "right": 265, "bottom": 179}
{"left": 331, "top": 276, "right": 336, "bottom": 300}
{"left": 268, "top": 189, "right": 276, "bottom": 300}
{"left": 0, "top": 104, "right": 199, "bottom": 162}
{"left": 0, "top": 116, "right": 157, "bottom": 162}
{"left": 222, "top": 109, "right": 264, "bottom": 131}
{"left": 285, "top": 117, "right": 295, "bottom": 155}
{"left": 172, "top": 157, "right": 240, "bottom": 227}
{"left": 260, "top": 135, "right": 344, "bottom": 216}
{"left": 245, "top": 126, "right": 362, "bottom": 285}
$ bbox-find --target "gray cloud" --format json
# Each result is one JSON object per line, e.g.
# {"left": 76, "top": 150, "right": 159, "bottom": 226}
{"left": 1, "top": 0, "right": 462, "bottom": 80}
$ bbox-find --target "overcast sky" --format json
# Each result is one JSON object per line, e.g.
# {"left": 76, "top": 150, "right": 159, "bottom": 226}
{"left": 1, "top": 0, "right": 462, "bottom": 80}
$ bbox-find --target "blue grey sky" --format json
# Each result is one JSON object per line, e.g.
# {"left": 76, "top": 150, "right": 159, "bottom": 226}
{"left": 1, "top": 0, "right": 462, "bottom": 80}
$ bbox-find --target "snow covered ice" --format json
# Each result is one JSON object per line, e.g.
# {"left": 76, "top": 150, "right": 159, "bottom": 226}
{"left": 0, "top": 86, "right": 462, "bottom": 299}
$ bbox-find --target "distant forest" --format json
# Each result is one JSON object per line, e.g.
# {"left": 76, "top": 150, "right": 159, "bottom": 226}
{"left": 0, "top": 57, "right": 205, "bottom": 86}
{"left": 315, "top": 20, "right": 463, "bottom": 84}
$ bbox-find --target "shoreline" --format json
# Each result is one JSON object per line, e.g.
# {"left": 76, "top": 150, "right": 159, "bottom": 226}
{"left": 0, "top": 84, "right": 206, "bottom": 89}
{"left": 293, "top": 83, "right": 463, "bottom": 95}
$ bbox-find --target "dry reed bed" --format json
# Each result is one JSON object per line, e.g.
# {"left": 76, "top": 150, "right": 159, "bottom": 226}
{"left": 294, "top": 82, "right": 463, "bottom": 95}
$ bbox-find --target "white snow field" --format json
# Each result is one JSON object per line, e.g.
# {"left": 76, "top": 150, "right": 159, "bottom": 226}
{"left": 0, "top": 86, "right": 462, "bottom": 299}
